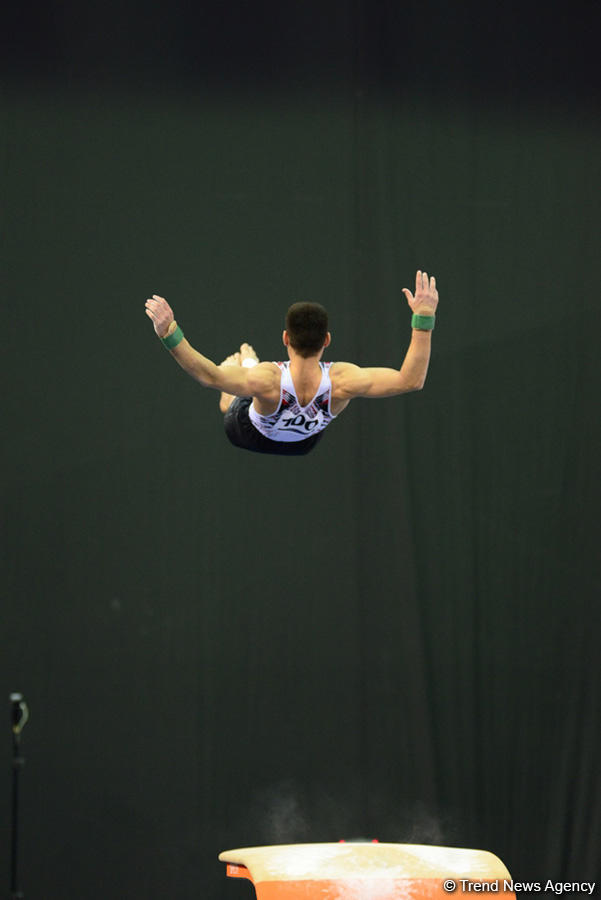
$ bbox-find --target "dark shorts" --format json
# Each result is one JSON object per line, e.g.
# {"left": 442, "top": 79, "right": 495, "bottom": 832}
{"left": 224, "top": 397, "right": 324, "bottom": 456}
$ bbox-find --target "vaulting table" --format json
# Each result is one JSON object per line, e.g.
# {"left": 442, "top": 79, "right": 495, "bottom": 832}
{"left": 219, "top": 841, "right": 514, "bottom": 899}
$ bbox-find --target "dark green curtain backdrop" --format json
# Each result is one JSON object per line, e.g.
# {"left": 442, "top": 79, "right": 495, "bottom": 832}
{"left": 2, "top": 1, "right": 600, "bottom": 897}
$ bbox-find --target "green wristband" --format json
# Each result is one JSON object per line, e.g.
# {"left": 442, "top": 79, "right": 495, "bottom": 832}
{"left": 411, "top": 313, "right": 436, "bottom": 331}
{"left": 161, "top": 325, "right": 184, "bottom": 349}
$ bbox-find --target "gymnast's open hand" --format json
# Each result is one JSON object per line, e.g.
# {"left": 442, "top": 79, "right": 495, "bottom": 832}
{"left": 401, "top": 271, "right": 439, "bottom": 317}
{"left": 145, "top": 294, "right": 175, "bottom": 338}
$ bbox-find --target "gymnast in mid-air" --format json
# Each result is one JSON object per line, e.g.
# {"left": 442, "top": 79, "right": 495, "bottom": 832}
{"left": 145, "top": 270, "right": 439, "bottom": 456}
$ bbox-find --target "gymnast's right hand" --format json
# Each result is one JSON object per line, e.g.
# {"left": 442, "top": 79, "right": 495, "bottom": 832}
{"left": 145, "top": 294, "right": 175, "bottom": 338}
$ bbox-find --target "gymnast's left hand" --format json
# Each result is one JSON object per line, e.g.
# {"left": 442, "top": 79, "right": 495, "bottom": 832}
{"left": 402, "top": 271, "right": 439, "bottom": 317}
{"left": 145, "top": 294, "right": 175, "bottom": 338}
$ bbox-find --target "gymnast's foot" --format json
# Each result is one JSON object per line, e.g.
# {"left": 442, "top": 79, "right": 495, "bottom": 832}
{"left": 219, "top": 352, "right": 241, "bottom": 413}
{"left": 240, "top": 343, "right": 259, "bottom": 367}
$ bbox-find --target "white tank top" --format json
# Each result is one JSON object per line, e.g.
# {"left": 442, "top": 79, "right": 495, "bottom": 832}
{"left": 248, "top": 361, "right": 336, "bottom": 442}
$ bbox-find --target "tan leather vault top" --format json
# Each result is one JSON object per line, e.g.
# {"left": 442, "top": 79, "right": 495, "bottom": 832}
{"left": 218, "top": 842, "right": 512, "bottom": 883}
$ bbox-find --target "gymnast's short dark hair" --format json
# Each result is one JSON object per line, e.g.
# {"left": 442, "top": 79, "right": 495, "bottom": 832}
{"left": 285, "top": 302, "right": 329, "bottom": 358}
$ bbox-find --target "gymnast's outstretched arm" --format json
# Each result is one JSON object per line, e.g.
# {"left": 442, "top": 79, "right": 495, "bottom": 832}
{"left": 144, "top": 294, "right": 278, "bottom": 399}
{"left": 331, "top": 270, "right": 439, "bottom": 400}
